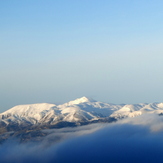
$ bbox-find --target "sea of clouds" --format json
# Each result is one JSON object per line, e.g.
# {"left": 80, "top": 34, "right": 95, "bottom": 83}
{"left": 1, "top": 114, "right": 163, "bottom": 163}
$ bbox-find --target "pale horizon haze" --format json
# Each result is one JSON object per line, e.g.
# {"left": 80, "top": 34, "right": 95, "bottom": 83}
{"left": 1, "top": 0, "right": 163, "bottom": 112}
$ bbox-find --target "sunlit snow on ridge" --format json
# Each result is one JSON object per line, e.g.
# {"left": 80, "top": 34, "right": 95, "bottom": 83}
{"left": 1, "top": 97, "right": 163, "bottom": 126}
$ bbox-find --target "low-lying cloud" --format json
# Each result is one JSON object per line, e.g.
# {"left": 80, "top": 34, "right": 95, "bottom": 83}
{"left": 1, "top": 114, "right": 163, "bottom": 163}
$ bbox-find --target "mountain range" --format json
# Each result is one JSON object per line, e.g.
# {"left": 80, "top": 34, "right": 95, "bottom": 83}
{"left": 1, "top": 96, "right": 163, "bottom": 143}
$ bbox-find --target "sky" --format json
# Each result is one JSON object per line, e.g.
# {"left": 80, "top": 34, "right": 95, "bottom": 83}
{"left": 1, "top": 0, "right": 163, "bottom": 112}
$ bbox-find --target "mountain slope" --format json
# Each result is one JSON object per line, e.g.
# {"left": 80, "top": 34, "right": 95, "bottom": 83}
{"left": 1, "top": 97, "right": 163, "bottom": 131}
{"left": 1, "top": 97, "right": 163, "bottom": 143}
{"left": 0, "top": 97, "right": 121, "bottom": 128}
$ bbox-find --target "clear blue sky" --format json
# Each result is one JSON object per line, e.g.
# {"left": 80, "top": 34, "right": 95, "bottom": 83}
{"left": 1, "top": 0, "right": 163, "bottom": 112}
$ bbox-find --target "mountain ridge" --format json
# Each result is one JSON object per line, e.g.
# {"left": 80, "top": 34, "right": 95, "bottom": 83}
{"left": 0, "top": 97, "right": 120, "bottom": 126}
{"left": 1, "top": 97, "right": 163, "bottom": 127}
{"left": 1, "top": 97, "right": 163, "bottom": 143}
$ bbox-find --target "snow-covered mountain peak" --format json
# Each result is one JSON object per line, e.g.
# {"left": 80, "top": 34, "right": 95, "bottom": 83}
{"left": 2, "top": 98, "right": 163, "bottom": 129}
{"left": 1, "top": 103, "right": 56, "bottom": 115}
{"left": 67, "top": 96, "right": 96, "bottom": 105}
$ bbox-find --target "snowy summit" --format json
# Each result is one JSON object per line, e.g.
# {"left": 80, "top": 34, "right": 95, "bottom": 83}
{"left": 0, "top": 97, "right": 163, "bottom": 129}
